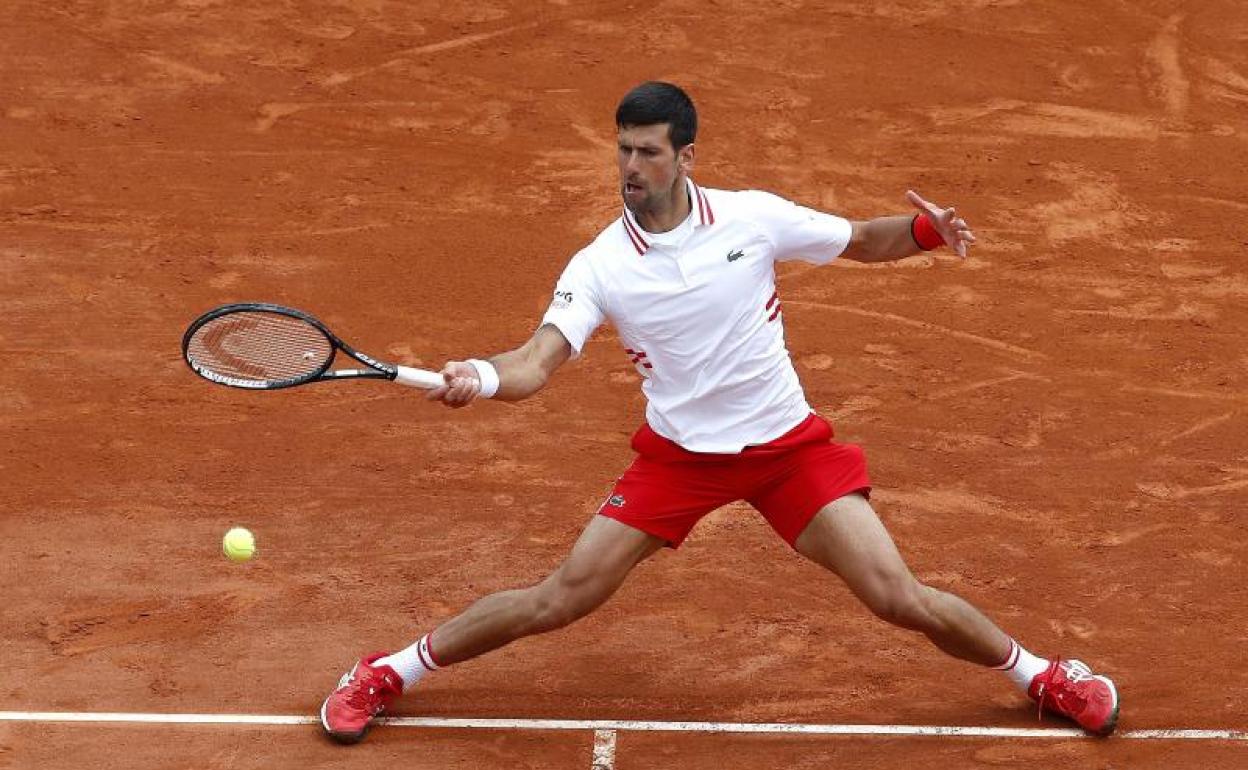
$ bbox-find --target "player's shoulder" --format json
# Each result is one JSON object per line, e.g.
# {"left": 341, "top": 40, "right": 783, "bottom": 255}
{"left": 569, "top": 214, "right": 638, "bottom": 266}
{"left": 554, "top": 222, "right": 621, "bottom": 284}
{"left": 698, "top": 186, "right": 797, "bottom": 224}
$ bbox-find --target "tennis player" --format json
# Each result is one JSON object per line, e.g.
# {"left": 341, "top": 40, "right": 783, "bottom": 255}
{"left": 321, "top": 81, "right": 1119, "bottom": 743}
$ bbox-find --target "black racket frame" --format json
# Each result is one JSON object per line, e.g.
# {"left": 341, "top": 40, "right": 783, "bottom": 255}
{"left": 181, "top": 302, "right": 401, "bottom": 390}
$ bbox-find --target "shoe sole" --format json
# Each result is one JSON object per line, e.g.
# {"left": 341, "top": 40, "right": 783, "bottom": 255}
{"left": 320, "top": 698, "right": 368, "bottom": 745}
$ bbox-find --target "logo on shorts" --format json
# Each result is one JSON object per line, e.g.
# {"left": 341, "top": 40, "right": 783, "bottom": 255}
{"left": 607, "top": 494, "right": 626, "bottom": 507}
{"left": 551, "top": 290, "right": 573, "bottom": 310}
{"left": 726, "top": 249, "right": 745, "bottom": 262}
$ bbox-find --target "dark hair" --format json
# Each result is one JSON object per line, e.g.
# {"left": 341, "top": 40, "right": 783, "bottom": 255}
{"left": 615, "top": 81, "right": 697, "bottom": 149}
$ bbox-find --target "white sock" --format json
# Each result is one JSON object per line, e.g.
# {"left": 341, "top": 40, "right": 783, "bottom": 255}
{"left": 992, "top": 638, "right": 1051, "bottom": 693}
{"left": 375, "top": 634, "right": 440, "bottom": 690}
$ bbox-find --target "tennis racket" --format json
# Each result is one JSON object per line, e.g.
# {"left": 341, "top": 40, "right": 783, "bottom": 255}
{"left": 182, "top": 302, "right": 443, "bottom": 391}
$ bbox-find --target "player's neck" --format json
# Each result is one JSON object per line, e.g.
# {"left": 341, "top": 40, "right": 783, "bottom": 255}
{"left": 636, "top": 180, "right": 692, "bottom": 234}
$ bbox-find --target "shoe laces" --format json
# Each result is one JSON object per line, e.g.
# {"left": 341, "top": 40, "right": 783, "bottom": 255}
{"left": 1034, "top": 658, "right": 1089, "bottom": 720}
{"left": 338, "top": 669, "right": 391, "bottom": 714}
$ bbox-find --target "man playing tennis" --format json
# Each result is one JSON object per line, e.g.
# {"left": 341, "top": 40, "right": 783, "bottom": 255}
{"left": 321, "top": 81, "right": 1118, "bottom": 742}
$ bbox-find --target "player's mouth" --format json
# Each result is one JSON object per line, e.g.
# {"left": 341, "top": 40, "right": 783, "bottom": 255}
{"left": 623, "top": 180, "right": 644, "bottom": 195}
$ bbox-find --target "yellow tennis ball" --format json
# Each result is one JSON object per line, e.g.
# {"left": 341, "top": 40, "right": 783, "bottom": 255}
{"left": 222, "top": 527, "right": 257, "bottom": 563}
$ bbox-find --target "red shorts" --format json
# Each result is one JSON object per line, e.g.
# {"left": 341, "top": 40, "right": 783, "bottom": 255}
{"left": 597, "top": 413, "right": 871, "bottom": 549}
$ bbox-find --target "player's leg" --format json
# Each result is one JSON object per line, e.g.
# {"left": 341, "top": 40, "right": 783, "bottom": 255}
{"left": 793, "top": 493, "right": 1118, "bottom": 735}
{"left": 322, "top": 434, "right": 734, "bottom": 745}
{"left": 747, "top": 425, "right": 1118, "bottom": 735}
{"left": 429, "top": 514, "right": 666, "bottom": 663}
{"left": 321, "top": 514, "right": 664, "bottom": 744}
{"left": 794, "top": 492, "right": 1009, "bottom": 665}
{"left": 420, "top": 443, "right": 729, "bottom": 670}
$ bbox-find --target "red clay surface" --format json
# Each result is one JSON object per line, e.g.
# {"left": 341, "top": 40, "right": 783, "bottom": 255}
{"left": 2, "top": 0, "right": 1247, "bottom": 767}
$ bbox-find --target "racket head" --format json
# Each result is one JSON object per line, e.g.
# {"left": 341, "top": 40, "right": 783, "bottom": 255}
{"left": 182, "top": 303, "right": 338, "bottom": 389}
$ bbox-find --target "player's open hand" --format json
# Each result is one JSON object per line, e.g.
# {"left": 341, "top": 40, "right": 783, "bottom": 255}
{"left": 427, "top": 360, "right": 482, "bottom": 408}
{"left": 906, "top": 190, "right": 976, "bottom": 258}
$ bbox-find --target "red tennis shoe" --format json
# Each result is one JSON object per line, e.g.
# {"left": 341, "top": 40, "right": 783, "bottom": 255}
{"left": 1028, "top": 659, "right": 1119, "bottom": 736}
{"left": 320, "top": 652, "right": 403, "bottom": 744}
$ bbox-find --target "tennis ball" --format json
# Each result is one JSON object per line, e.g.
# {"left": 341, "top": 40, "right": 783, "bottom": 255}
{"left": 222, "top": 527, "right": 257, "bottom": 563}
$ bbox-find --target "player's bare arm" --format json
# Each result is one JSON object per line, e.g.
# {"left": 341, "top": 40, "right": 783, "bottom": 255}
{"left": 840, "top": 189, "right": 976, "bottom": 263}
{"left": 428, "top": 323, "right": 573, "bottom": 408}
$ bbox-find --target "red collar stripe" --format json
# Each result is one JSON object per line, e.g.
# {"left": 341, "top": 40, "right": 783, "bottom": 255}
{"left": 693, "top": 184, "right": 714, "bottom": 226}
{"left": 621, "top": 214, "right": 648, "bottom": 255}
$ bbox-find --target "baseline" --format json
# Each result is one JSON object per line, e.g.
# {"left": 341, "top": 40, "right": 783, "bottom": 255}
{"left": 0, "top": 712, "right": 1244, "bottom": 742}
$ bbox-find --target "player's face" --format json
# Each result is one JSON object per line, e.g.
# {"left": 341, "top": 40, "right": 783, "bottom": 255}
{"left": 617, "top": 123, "right": 692, "bottom": 216}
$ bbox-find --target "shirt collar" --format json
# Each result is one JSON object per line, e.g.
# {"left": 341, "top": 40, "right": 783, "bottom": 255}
{"left": 620, "top": 178, "right": 715, "bottom": 256}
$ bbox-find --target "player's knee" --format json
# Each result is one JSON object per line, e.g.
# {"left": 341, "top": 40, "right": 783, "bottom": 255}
{"left": 527, "top": 578, "right": 609, "bottom": 632}
{"left": 865, "top": 577, "right": 933, "bottom": 631}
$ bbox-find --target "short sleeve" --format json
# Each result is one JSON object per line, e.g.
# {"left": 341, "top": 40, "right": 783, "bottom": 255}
{"left": 539, "top": 250, "right": 606, "bottom": 357}
{"left": 745, "top": 190, "right": 853, "bottom": 265}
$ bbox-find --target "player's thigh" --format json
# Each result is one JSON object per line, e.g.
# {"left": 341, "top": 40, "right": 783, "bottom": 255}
{"left": 793, "top": 493, "right": 918, "bottom": 608}
{"left": 544, "top": 514, "right": 666, "bottom": 605}
{"left": 748, "top": 439, "right": 871, "bottom": 547}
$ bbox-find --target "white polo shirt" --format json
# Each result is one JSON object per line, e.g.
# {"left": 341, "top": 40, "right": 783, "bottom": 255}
{"left": 541, "top": 179, "right": 852, "bottom": 453}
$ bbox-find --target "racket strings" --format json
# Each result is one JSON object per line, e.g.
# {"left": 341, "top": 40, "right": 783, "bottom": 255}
{"left": 187, "top": 311, "right": 332, "bottom": 385}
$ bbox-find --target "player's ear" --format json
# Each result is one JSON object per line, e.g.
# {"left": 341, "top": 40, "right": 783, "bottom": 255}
{"left": 677, "top": 142, "right": 695, "bottom": 173}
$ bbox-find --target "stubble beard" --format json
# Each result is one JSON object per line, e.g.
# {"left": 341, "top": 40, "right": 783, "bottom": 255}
{"left": 621, "top": 179, "right": 676, "bottom": 219}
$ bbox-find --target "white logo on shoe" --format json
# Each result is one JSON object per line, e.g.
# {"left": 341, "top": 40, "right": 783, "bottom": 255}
{"left": 1061, "top": 660, "right": 1095, "bottom": 683}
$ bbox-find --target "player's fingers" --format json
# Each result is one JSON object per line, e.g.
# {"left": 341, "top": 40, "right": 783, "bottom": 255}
{"left": 428, "top": 368, "right": 456, "bottom": 401}
{"left": 445, "top": 377, "right": 469, "bottom": 403}
{"left": 451, "top": 379, "right": 481, "bottom": 408}
{"left": 447, "top": 376, "right": 480, "bottom": 406}
{"left": 905, "top": 189, "right": 940, "bottom": 216}
{"left": 960, "top": 228, "right": 977, "bottom": 244}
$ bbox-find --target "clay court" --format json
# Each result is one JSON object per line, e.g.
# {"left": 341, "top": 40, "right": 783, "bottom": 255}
{"left": 2, "top": 0, "right": 1247, "bottom": 767}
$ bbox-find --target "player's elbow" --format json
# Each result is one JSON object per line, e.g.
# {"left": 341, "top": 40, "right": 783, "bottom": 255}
{"left": 842, "top": 221, "right": 882, "bottom": 263}
{"left": 498, "top": 331, "right": 570, "bottom": 401}
{"left": 843, "top": 238, "right": 892, "bottom": 264}
{"left": 843, "top": 218, "right": 909, "bottom": 263}
{"left": 841, "top": 243, "right": 886, "bottom": 263}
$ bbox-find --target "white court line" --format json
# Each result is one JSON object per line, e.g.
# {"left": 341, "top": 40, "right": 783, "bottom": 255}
{"left": 591, "top": 729, "right": 616, "bottom": 770}
{"left": 0, "top": 712, "right": 1244, "bottom": 741}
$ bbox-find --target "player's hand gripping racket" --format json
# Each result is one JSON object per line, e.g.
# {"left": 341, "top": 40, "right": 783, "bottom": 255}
{"left": 182, "top": 302, "right": 442, "bottom": 390}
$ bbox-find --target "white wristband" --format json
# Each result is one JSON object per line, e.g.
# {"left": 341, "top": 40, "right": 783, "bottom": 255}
{"left": 466, "top": 359, "right": 500, "bottom": 399}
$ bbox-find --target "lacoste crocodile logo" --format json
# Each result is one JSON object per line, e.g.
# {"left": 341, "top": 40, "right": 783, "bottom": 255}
{"left": 726, "top": 249, "right": 745, "bottom": 262}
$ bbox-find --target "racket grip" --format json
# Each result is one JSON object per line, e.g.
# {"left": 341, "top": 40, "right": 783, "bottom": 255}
{"left": 394, "top": 365, "right": 444, "bottom": 389}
